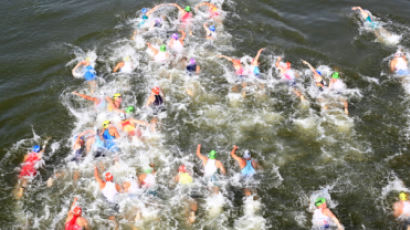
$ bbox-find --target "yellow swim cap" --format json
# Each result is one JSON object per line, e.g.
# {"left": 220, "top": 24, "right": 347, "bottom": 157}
{"left": 103, "top": 120, "right": 111, "bottom": 128}
{"left": 113, "top": 93, "right": 121, "bottom": 98}
{"left": 85, "top": 57, "right": 91, "bottom": 62}
{"left": 400, "top": 192, "right": 408, "bottom": 201}
{"left": 124, "top": 56, "right": 130, "bottom": 62}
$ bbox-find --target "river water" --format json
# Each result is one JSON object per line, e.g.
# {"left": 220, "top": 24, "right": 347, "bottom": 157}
{"left": 1, "top": 0, "right": 410, "bottom": 229}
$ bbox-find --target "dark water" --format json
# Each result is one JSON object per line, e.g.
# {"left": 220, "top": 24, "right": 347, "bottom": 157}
{"left": 1, "top": 0, "right": 410, "bottom": 229}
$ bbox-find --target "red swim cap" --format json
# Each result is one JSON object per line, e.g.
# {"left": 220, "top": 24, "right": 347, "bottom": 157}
{"left": 152, "top": 87, "right": 160, "bottom": 95}
{"left": 105, "top": 172, "right": 113, "bottom": 182}
{"left": 73, "top": 206, "right": 82, "bottom": 216}
{"left": 286, "top": 62, "right": 291, "bottom": 69}
{"left": 178, "top": 165, "right": 186, "bottom": 172}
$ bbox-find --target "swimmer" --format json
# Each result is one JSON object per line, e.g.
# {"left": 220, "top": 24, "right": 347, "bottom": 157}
{"left": 120, "top": 106, "right": 150, "bottom": 138}
{"left": 15, "top": 137, "right": 50, "bottom": 199}
{"left": 250, "top": 48, "right": 265, "bottom": 78}
{"left": 230, "top": 145, "right": 261, "bottom": 178}
{"left": 328, "top": 72, "right": 349, "bottom": 115}
{"left": 393, "top": 192, "right": 410, "bottom": 230}
{"left": 145, "top": 86, "right": 164, "bottom": 107}
{"left": 196, "top": 144, "right": 226, "bottom": 180}
{"left": 72, "top": 57, "right": 97, "bottom": 93}
{"left": 146, "top": 43, "right": 170, "bottom": 63}
{"left": 99, "top": 120, "right": 120, "bottom": 151}
{"left": 275, "top": 57, "right": 305, "bottom": 101}
{"left": 94, "top": 166, "right": 122, "bottom": 203}
{"left": 71, "top": 91, "right": 124, "bottom": 113}
{"left": 174, "top": 164, "right": 193, "bottom": 185}
{"left": 113, "top": 56, "right": 134, "bottom": 73}
{"left": 203, "top": 23, "right": 216, "bottom": 40}
{"left": 138, "top": 164, "right": 157, "bottom": 190}
{"left": 72, "top": 130, "right": 94, "bottom": 162}
{"left": 390, "top": 51, "right": 409, "bottom": 76}
{"left": 312, "top": 197, "right": 344, "bottom": 230}
{"left": 195, "top": 2, "right": 222, "bottom": 22}
{"left": 301, "top": 59, "right": 327, "bottom": 91}
{"left": 168, "top": 30, "right": 186, "bottom": 53}
{"left": 64, "top": 197, "right": 90, "bottom": 230}
{"left": 170, "top": 4, "right": 194, "bottom": 34}
{"left": 351, "top": 6, "right": 374, "bottom": 25}
{"left": 179, "top": 57, "right": 200, "bottom": 75}
{"left": 218, "top": 54, "right": 249, "bottom": 97}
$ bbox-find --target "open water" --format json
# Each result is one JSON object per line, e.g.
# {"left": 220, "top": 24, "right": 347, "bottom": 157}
{"left": 1, "top": 0, "right": 410, "bottom": 229}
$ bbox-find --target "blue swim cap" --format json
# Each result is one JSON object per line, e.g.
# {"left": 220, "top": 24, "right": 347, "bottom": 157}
{"left": 316, "top": 70, "right": 321, "bottom": 76}
{"left": 32, "top": 145, "right": 41, "bottom": 153}
{"left": 209, "top": 25, "right": 216, "bottom": 32}
{"left": 141, "top": 8, "right": 147, "bottom": 14}
{"left": 142, "top": 15, "right": 148, "bottom": 20}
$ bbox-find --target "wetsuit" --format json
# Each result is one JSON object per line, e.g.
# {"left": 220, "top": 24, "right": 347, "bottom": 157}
{"left": 241, "top": 159, "right": 256, "bottom": 177}
{"left": 19, "top": 152, "right": 40, "bottom": 178}
{"left": 186, "top": 63, "right": 197, "bottom": 73}
{"left": 102, "top": 129, "right": 116, "bottom": 150}
{"left": 153, "top": 95, "right": 163, "bottom": 106}
{"left": 399, "top": 202, "right": 410, "bottom": 229}
{"left": 102, "top": 181, "right": 118, "bottom": 203}
{"left": 84, "top": 65, "right": 96, "bottom": 81}
{"left": 65, "top": 216, "right": 82, "bottom": 230}
{"left": 395, "top": 58, "right": 409, "bottom": 76}
{"left": 312, "top": 209, "right": 332, "bottom": 229}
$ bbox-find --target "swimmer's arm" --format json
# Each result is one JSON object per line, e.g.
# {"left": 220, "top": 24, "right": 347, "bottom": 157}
{"left": 72, "top": 62, "right": 85, "bottom": 76}
{"left": 179, "top": 30, "right": 186, "bottom": 43}
{"left": 194, "top": 2, "right": 210, "bottom": 11}
{"left": 301, "top": 59, "right": 317, "bottom": 73}
{"left": 393, "top": 202, "right": 402, "bottom": 218}
{"left": 230, "top": 145, "right": 242, "bottom": 163}
{"left": 325, "top": 209, "right": 344, "bottom": 230}
{"left": 112, "top": 128, "right": 120, "bottom": 138}
{"left": 253, "top": 48, "right": 265, "bottom": 64}
{"left": 113, "top": 62, "right": 124, "bottom": 73}
{"left": 115, "top": 183, "right": 122, "bottom": 193}
{"left": 196, "top": 144, "right": 207, "bottom": 163}
{"left": 69, "top": 197, "right": 78, "bottom": 211}
{"left": 146, "top": 42, "right": 159, "bottom": 55}
{"left": 146, "top": 4, "right": 167, "bottom": 16}
{"left": 218, "top": 55, "right": 233, "bottom": 62}
{"left": 94, "top": 167, "right": 105, "bottom": 189}
{"left": 72, "top": 91, "right": 99, "bottom": 103}
{"left": 170, "top": 3, "right": 184, "bottom": 12}
{"left": 203, "top": 22, "right": 209, "bottom": 33}
{"left": 275, "top": 57, "right": 282, "bottom": 69}
{"left": 38, "top": 137, "right": 50, "bottom": 158}
{"left": 82, "top": 218, "right": 90, "bottom": 230}
{"left": 196, "top": 64, "right": 200, "bottom": 74}
{"left": 217, "top": 161, "right": 226, "bottom": 175}
{"left": 130, "top": 119, "right": 149, "bottom": 127}
{"left": 145, "top": 94, "right": 155, "bottom": 107}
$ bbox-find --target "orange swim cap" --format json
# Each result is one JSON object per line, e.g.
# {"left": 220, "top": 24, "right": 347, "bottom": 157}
{"left": 73, "top": 206, "right": 82, "bottom": 216}
{"left": 105, "top": 172, "right": 113, "bottom": 182}
{"left": 152, "top": 87, "right": 160, "bottom": 95}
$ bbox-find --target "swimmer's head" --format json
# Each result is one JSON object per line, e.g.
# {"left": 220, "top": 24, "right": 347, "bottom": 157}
{"left": 124, "top": 56, "right": 130, "bottom": 62}
{"left": 171, "top": 33, "right": 179, "bottom": 40}
{"left": 211, "top": 6, "right": 218, "bottom": 12}
{"left": 189, "top": 58, "right": 196, "bottom": 65}
{"left": 243, "top": 150, "right": 251, "bottom": 159}
{"left": 32, "top": 145, "right": 41, "bottom": 153}
{"left": 178, "top": 165, "right": 187, "bottom": 173}
{"left": 160, "top": 45, "right": 166, "bottom": 52}
{"left": 105, "top": 172, "right": 113, "bottom": 182}
{"left": 144, "top": 167, "right": 153, "bottom": 174}
{"left": 142, "top": 15, "right": 148, "bottom": 20}
{"left": 125, "top": 106, "right": 135, "bottom": 114}
{"left": 400, "top": 192, "right": 408, "bottom": 201}
{"left": 315, "top": 197, "right": 326, "bottom": 207}
{"left": 331, "top": 72, "right": 340, "bottom": 79}
{"left": 184, "top": 6, "right": 191, "bottom": 12}
{"left": 103, "top": 120, "right": 111, "bottom": 128}
{"left": 141, "top": 8, "right": 147, "bottom": 14}
{"left": 113, "top": 93, "right": 122, "bottom": 99}
{"left": 208, "top": 150, "right": 217, "bottom": 159}
{"left": 233, "top": 59, "right": 241, "bottom": 65}
{"left": 286, "top": 62, "right": 291, "bottom": 69}
{"left": 85, "top": 57, "right": 91, "bottom": 62}
{"left": 73, "top": 206, "right": 82, "bottom": 217}
{"left": 209, "top": 25, "right": 216, "bottom": 32}
{"left": 152, "top": 87, "right": 160, "bottom": 95}
{"left": 316, "top": 70, "right": 322, "bottom": 76}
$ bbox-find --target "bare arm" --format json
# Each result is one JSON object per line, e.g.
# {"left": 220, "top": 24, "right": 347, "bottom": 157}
{"left": 179, "top": 30, "right": 186, "bottom": 43}
{"left": 145, "top": 94, "right": 155, "bottom": 107}
{"left": 203, "top": 22, "right": 209, "bottom": 33}
{"left": 94, "top": 167, "right": 105, "bottom": 189}
{"left": 38, "top": 137, "right": 51, "bottom": 158}
{"left": 129, "top": 118, "right": 149, "bottom": 127}
{"left": 275, "top": 56, "right": 282, "bottom": 69}
{"left": 216, "top": 160, "right": 226, "bottom": 175}
{"left": 196, "top": 144, "right": 207, "bottom": 163}
{"left": 253, "top": 48, "right": 265, "bottom": 64}
{"left": 146, "top": 42, "right": 159, "bottom": 55}
{"left": 324, "top": 209, "right": 344, "bottom": 230}
{"left": 72, "top": 61, "right": 86, "bottom": 75}
{"left": 218, "top": 55, "right": 233, "bottom": 62}
{"left": 393, "top": 202, "right": 402, "bottom": 218}
{"left": 72, "top": 91, "right": 99, "bottom": 103}
{"left": 170, "top": 3, "right": 184, "bottom": 12}
{"left": 115, "top": 183, "right": 122, "bottom": 193}
{"left": 301, "top": 59, "right": 317, "bottom": 73}
{"left": 146, "top": 3, "right": 169, "bottom": 16}
{"left": 196, "top": 64, "right": 200, "bottom": 73}
{"left": 113, "top": 62, "right": 124, "bottom": 73}
{"left": 230, "top": 145, "right": 242, "bottom": 163}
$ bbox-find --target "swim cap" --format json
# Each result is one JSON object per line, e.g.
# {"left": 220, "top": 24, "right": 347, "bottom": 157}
{"left": 331, "top": 72, "right": 340, "bottom": 79}
{"left": 73, "top": 206, "right": 82, "bottom": 217}
{"left": 189, "top": 58, "right": 196, "bottom": 65}
{"left": 144, "top": 168, "right": 153, "bottom": 174}
{"left": 316, "top": 70, "right": 321, "bottom": 76}
{"left": 184, "top": 6, "right": 191, "bottom": 12}
{"left": 124, "top": 56, "right": 130, "bottom": 62}
{"left": 286, "top": 62, "right": 291, "bottom": 69}
{"left": 85, "top": 57, "right": 91, "bottom": 62}
{"left": 142, "top": 15, "right": 148, "bottom": 20}
{"left": 208, "top": 150, "right": 217, "bottom": 159}
{"left": 211, "top": 6, "right": 218, "bottom": 12}
{"left": 243, "top": 150, "right": 251, "bottom": 159}
{"left": 172, "top": 33, "right": 179, "bottom": 40}
{"left": 179, "top": 165, "right": 187, "bottom": 172}
{"left": 160, "top": 45, "right": 166, "bottom": 52}
{"left": 32, "top": 145, "right": 41, "bottom": 153}
{"left": 152, "top": 87, "right": 160, "bottom": 95}
{"left": 400, "top": 192, "right": 408, "bottom": 201}
{"left": 113, "top": 93, "right": 122, "bottom": 98}
{"left": 125, "top": 106, "right": 135, "bottom": 113}
{"left": 103, "top": 120, "right": 111, "bottom": 128}
{"left": 105, "top": 172, "right": 113, "bottom": 182}
{"left": 141, "top": 8, "right": 147, "bottom": 14}
{"left": 209, "top": 25, "right": 216, "bottom": 32}
{"left": 315, "top": 197, "right": 326, "bottom": 207}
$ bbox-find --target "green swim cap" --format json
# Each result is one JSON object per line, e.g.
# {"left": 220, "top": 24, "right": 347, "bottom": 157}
{"left": 144, "top": 168, "right": 153, "bottom": 174}
{"left": 160, "top": 44, "right": 166, "bottom": 52}
{"left": 331, "top": 72, "right": 340, "bottom": 79}
{"left": 208, "top": 150, "right": 217, "bottom": 159}
{"left": 315, "top": 197, "right": 326, "bottom": 207}
{"left": 125, "top": 106, "right": 135, "bottom": 113}
{"left": 185, "top": 6, "right": 191, "bottom": 12}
